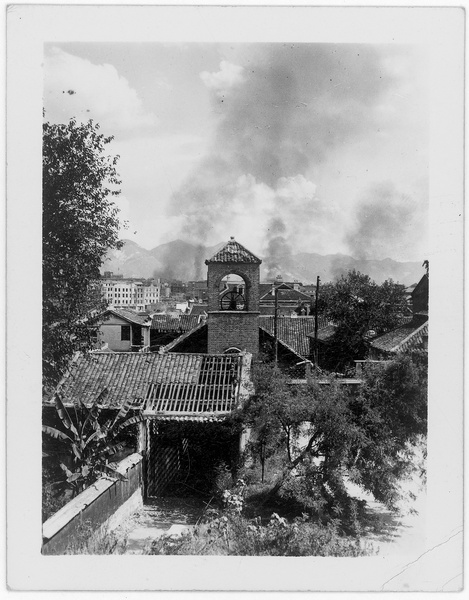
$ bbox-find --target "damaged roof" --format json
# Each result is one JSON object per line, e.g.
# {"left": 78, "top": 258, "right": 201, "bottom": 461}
{"left": 49, "top": 351, "right": 249, "bottom": 420}
{"left": 205, "top": 237, "right": 262, "bottom": 265}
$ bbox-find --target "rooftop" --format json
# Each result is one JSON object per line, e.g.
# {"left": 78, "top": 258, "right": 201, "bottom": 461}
{"left": 259, "top": 315, "right": 330, "bottom": 358}
{"left": 104, "top": 308, "right": 152, "bottom": 327}
{"left": 50, "top": 352, "right": 249, "bottom": 420}
{"left": 150, "top": 314, "right": 200, "bottom": 332}
{"left": 189, "top": 304, "right": 208, "bottom": 316}
{"left": 205, "top": 237, "right": 262, "bottom": 265}
{"left": 369, "top": 317, "right": 428, "bottom": 354}
{"left": 260, "top": 286, "right": 312, "bottom": 303}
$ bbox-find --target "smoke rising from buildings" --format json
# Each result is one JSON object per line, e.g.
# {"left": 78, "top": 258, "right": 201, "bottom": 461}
{"left": 264, "top": 217, "right": 293, "bottom": 279}
{"left": 167, "top": 43, "right": 427, "bottom": 267}
{"left": 345, "top": 182, "right": 419, "bottom": 261}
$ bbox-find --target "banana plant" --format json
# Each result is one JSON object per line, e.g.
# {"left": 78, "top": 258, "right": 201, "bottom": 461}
{"left": 43, "top": 389, "right": 145, "bottom": 496}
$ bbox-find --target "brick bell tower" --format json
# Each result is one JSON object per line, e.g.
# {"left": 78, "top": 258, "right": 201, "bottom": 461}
{"left": 205, "top": 237, "right": 262, "bottom": 357}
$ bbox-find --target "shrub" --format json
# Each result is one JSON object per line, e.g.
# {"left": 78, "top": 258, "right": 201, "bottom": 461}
{"left": 149, "top": 511, "right": 375, "bottom": 557}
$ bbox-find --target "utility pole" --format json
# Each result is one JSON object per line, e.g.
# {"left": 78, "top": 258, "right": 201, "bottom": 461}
{"left": 314, "top": 276, "right": 320, "bottom": 368}
{"left": 273, "top": 282, "right": 290, "bottom": 365}
{"left": 274, "top": 285, "right": 278, "bottom": 364}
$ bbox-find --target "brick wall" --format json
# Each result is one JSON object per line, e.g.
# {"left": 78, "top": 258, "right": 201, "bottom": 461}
{"left": 207, "top": 262, "right": 260, "bottom": 312}
{"left": 207, "top": 311, "right": 259, "bottom": 356}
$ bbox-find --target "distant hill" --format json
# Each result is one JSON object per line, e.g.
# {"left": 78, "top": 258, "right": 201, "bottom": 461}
{"left": 101, "top": 239, "right": 224, "bottom": 281}
{"left": 101, "top": 239, "right": 423, "bottom": 286}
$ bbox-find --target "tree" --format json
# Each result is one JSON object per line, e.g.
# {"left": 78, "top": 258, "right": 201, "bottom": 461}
{"left": 319, "top": 270, "right": 408, "bottom": 371}
{"left": 43, "top": 390, "right": 144, "bottom": 499}
{"left": 43, "top": 118, "right": 123, "bottom": 391}
{"left": 242, "top": 355, "right": 427, "bottom": 520}
{"left": 347, "top": 355, "right": 427, "bottom": 505}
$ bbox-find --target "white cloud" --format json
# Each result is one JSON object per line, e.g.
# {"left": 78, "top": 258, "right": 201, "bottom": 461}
{"left": 200, "top": 60, "right": 244, "bottom": 97}
{"left": 44, "top": 47, "right": 158, "bottom": 134}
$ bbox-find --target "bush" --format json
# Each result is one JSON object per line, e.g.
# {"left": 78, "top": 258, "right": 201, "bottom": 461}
{"left": 149, "top": 511, "right": 375, "bottom": 557}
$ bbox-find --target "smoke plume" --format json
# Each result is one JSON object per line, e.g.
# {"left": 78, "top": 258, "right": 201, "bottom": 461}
{"left": 168, "top": 44, "right": 418, "bottom": 266}
{"left": 345, "top": 182, "right": 419, "bottom": 261}
{"left": 264, "top": 218, "right": 293, "bottom": 279}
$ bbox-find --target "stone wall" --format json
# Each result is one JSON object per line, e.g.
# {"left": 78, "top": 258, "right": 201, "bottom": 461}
{"left": 42, "top": 453, "right": 143, "bottom": 555}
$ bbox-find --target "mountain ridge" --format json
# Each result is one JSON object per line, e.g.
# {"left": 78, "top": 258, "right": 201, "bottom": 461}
{"left": 101, "top": 239, "right": 424, "bottom": 286}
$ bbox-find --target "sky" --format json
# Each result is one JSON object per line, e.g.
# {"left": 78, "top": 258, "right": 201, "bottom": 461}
{"left": 43, "top": 42, "right": 429, "bottom": 264}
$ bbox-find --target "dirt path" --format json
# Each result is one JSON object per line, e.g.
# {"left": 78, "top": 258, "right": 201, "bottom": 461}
{"left": 123, "top": 496, "right": 207, "bottom": 554}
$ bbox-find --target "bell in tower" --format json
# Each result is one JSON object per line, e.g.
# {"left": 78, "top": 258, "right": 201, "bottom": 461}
{"left": 205, "top": 237, "right": 262, "bottom": 356}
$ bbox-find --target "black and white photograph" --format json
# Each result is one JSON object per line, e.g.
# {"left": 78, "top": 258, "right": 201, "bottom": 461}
{"left": 6, "top": 4, "right": 464, "bottom": 593}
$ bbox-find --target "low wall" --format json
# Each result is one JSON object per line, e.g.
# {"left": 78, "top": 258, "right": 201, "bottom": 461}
{"left": 42, "top": 453, "right": 143, "bottom": 555}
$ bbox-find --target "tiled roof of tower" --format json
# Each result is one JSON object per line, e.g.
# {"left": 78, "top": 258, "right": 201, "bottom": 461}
{"left": 48, "top": 352, "right": 249, "bottom": 420}
{"left": 205, "top": 237, "right": 262, "bottom": 264}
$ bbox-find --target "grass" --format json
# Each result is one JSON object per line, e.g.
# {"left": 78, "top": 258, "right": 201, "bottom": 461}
{"left": 63, "top": 509, "right": 145, "bottom": 555}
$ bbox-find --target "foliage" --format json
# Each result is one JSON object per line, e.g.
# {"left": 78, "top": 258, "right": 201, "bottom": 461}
{"left": 42, "top": 390, "right": 143, "bottom": 498}
{"left": 318, "top": 270, "right": 408, "bottom": 370}
{"left": 242, "top": 356, "right": 427, "bottom": 519}
{"left": 346, "top": 355, "right": 427, "bottom": 505}
{"left": 43, "top": 118, "right": 123, "bottom": 390}
{"left": 150, "top": 510, "right": 375, "bottom": 556}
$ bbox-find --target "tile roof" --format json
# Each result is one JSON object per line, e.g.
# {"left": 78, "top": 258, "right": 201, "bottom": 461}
{"left": 105, "top": 308, "right": 151, "bottom": 326}
{"left": 259, "top": 315, "right": 330, "bottom": 358}
{"left": 161, "top": 322, "right": 207, "bottom": 353}
{"left": 205, "top": 237, "right": 262, "bottom": 264}
{"left": 150, "top": 314, "right": 200, "bottom": 332}
{"left": 189, "top": 304, "right": 208, "bottom": 316}
{"left": 309, "top": 324, "right": 338, "bottom": 342}
{"left": 51, "top": 352, "right": 246, "bottom": 419}
{"left": 369, "top": 318, "right": 428, "bottom": 354}
{"left": 260, "top": 286, "right": 312, "bottom": 303}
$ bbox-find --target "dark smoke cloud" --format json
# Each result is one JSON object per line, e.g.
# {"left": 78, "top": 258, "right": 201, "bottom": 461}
{"left": 345, "top": 182, "right": 416, "bottom": 261}
{"left": 264, "top": 217, "right": 293, "bottom": 279}
{"left": 169, "top": 44, "right": 401, "bottom": 258}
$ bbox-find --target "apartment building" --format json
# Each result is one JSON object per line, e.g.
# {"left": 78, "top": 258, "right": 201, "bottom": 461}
{"left": 101, "top": 274, "right": 161, "bottom": 310}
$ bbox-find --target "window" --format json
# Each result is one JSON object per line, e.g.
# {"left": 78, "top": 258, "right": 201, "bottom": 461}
{"left": 121, "top": 325, "right": 131, "bottom": 341}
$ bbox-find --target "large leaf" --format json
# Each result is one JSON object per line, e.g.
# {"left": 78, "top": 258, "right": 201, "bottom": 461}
{"left": 110, "top": 397, "right": 137, "bottom": 429}
{"left": 71, "top": 443, "right": 82, "bottom": 462}
{"left": 66, "top": 472, "right": 82, "bottom": 484}
{"left": 54, "top": 394, "right": 78, "bottom": 438}
{"left": 102, "top": 442, "right": 124, "bottom": 457}
{"left": 82, "top": 430, "right": 102, "bottom": 450}
{"left": 110, "top": 413, "right": 145, "bottom": 439}
{"left": 42, "top": 425, "right": 73, "bottom": 444}
{"left": 81, "top": 389, "right": 107, "bottom": 432}
{"left": 59, "top": 462, "right": 73, "bottom": 478}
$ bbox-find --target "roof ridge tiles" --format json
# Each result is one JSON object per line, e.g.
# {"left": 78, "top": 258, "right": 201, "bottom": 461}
{"left": 205, "top": 237, "right": 262, "bottom": 264}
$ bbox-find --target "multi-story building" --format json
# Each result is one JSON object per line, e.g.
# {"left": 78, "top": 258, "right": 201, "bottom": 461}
{"left": 100, "top": 274, "right": 161, "bottom": 311}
